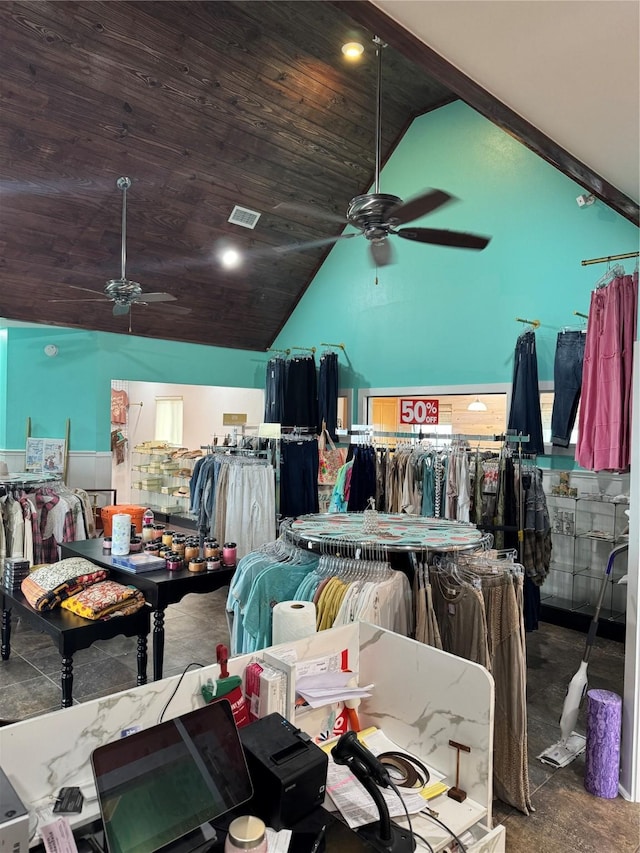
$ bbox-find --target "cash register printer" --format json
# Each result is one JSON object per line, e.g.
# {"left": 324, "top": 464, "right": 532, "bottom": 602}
{"left": 87, "top": 701, "right": 392, "bottom": 853}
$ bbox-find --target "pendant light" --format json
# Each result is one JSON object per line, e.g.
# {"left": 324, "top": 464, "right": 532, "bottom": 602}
{"left": 468, "top": 398, "right": 487, "bottom": 412}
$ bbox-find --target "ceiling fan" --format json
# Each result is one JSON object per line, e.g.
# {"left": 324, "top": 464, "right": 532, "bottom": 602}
{"left": 49, "top": 177, "right": 190, "bottom": 316}
{"left": 273, "top": 37, "right": 491, "bottom": 267}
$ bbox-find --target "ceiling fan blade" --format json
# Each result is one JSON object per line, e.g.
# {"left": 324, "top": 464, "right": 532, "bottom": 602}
{"left": 48, "top": 297, "right": 106, "bottom": 304}
{"left": 397, "top": 227, "right": 491, "bottom": 250}
{"left": 387, "top": 189, "right": 456, "bottom": 226}
{"left": 61, "top": 284, "right": 107, "bottom": 296}
{"left": 273, "top": 201, "right": 347, "bottom": 225}
{"left": 134, "top": 292, "right": 177, "bottom": 303}
{"left": 369, "top": 238, "right": 394, "bottom": 267}
{"left": 113, "top": 303, "right": 131, "bottom": 316}
{"left": 272, "top": 233, "right": 359, "bottom": 255}
{"left": 137, "top": 301, "right": 192, "bottom": 314}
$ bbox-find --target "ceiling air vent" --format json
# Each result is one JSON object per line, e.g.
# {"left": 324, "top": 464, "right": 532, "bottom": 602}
{"left": 228, "top": 205, "right": 261, "bottom": 229}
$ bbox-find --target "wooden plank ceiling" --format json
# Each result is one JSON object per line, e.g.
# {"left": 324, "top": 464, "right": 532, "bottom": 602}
{"left": 0, "top": 0, "right": 455, "bottom": 351}
{"left": 3, "top": 2, "right": 634, "bottom": 352}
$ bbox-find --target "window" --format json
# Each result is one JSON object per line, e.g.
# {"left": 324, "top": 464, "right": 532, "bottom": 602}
{"left": 155, "top": 397, "right": 183, "bottom": 445}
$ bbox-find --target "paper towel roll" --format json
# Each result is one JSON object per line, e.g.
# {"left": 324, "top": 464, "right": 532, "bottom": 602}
{"left": 111, "top": 513, "right": 132, "bottom": 556}
{"left": 272, "top": 601, "right": 317, "bottom": 645}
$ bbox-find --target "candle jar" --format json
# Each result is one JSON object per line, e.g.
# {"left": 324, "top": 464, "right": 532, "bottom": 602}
{"left": 184, "top": 542, "right": 199, "bottom": 562}
{"left": 165, "top": 553, "right": 182, "bottom": 572}
{"left": 145, "top": 542, "right": 160, "bottom": 555}
{"left": 172, "top": 534, "right": 186, "bottom": 556}
{"left": 222, "top": 542, "right": 237, "bottom": 566}
{"left": 162, "top": 530, "right": 175, "bottom": 547}
{"left": 141, "top": 523, "right": 155, "bottom": 543}
{"left": 224, "top": 816, "right": 267, "bottom": 853}
{"left": 102, "top": 537, "right": 112, "bottom": 553}
{"left": 206, "top": 556, "right": 221, "bottom": 572}
{"left": 129, "top": 537, "right": 142, "bottom": 553}
{"left": 204, "top": 539, "right": 219, "bottom": 558}
{"left": 188, "top": 557, "right": 206, "bottom": 574}
{"left": 152, "top": 523, "right": 166, "bottom": 541}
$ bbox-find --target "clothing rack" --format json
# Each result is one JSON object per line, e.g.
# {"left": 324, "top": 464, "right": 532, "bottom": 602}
{"left": 515, "top": 317, "right": 540, "bottom": 329}
{"left": 581, "top": 251, "right": 639, "bottom": 266}
{"left": 320, "top": 342, "right": 345, "bottom": 351}
{"left": 0, "top": 473, "right": 62, "bottom": 493}
{"left": 288, "top": 346, "right": 316, "bottom": 354}
{"left": 343, "top": 428, "right": 531, "bottom": 444}
{"left": 266, "top": 347, "right": 291, "bottom": 356}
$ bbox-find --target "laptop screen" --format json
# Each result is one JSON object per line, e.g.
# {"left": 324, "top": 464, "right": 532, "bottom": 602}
{"left": 91, "top": 700, "right": 253, "bottom": 853}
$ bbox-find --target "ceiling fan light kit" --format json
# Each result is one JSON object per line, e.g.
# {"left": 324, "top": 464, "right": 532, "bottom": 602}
{"left": 270, "top": 36, "right": 492, "bottom": 268}
{"left": 48, "top": 177, "right": 189, "bottom": 320}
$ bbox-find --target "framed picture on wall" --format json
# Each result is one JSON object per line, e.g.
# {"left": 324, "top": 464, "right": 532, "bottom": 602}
{"left": 25, "top": 437, "right": 67, "bottom": 475}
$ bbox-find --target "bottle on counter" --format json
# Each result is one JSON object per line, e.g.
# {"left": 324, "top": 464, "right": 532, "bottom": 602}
{"left": 142, "top": 508, "right": 155, "bottom": 543}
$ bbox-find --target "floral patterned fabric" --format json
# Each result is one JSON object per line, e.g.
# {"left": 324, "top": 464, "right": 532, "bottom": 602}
{"left": 20, "top": 557, "right": 108, "bottom": 611}
{"left": 61, "top": 581, "right": 146, "bottom": 620}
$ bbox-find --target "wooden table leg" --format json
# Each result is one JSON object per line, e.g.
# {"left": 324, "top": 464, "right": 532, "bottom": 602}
{"left": 152, "top": 608, "right": 165, "bottom": 681}
{"left": 1, "top": 607, "right": 11, "bottom": 660}
{"left": 61, "top": 655, "right": 73, "bottom": 708}
{"left": 137, "top": 633, "right": 148, "bottom": 686}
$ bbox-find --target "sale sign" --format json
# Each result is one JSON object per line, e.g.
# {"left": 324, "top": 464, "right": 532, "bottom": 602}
{"left": 399, "top": 398, "right": 439, "bottom": 425}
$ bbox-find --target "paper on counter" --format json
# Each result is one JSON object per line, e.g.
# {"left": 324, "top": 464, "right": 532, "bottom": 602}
{"left": 266, "top": 827, "right": 292, "bottom": 852}
{"left": 324, "top": 728, "right": 446, "bottom": 827}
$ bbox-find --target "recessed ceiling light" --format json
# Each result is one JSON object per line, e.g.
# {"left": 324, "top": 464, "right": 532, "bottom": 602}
{"left": 220, "top": 248, "right": 242, "bottom": 269}
{"left": 342, "top": 41, "right": 364, "bottom": 60}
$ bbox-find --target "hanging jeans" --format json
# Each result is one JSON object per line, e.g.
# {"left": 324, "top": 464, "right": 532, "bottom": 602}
{"left": 318, "top": 351, "right": 339, "bottom": 440}
{"left": 551, "top": 331, "right": 586, "bottom": 447}
{"left": 264, "top": 357, "right": 286, "bottom": 423}
{"left": 283, "top": 356, "right": 318, "bottom": 431}
{"left": 507, "top": 331, "right": 544, "bottom": 454}
{"left": 280, "top": 439, "right": 319, "bottom": 518}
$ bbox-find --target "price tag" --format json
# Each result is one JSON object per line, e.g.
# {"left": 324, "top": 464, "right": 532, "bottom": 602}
{"left": 399, "top": 398, "right": 439, "bottom": 425}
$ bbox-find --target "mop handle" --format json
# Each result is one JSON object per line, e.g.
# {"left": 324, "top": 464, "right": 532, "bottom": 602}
{"left": 584, "top": 543, "right": 628, "bottom": 660}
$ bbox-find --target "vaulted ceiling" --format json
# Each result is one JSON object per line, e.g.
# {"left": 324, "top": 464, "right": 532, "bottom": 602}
{"left": 1, "top": 1, "right": 637, "bottom": 352}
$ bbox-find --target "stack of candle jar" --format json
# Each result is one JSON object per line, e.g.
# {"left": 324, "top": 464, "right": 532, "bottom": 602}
{"left": 139, "top": 529, "right": 227, "bottom": 573}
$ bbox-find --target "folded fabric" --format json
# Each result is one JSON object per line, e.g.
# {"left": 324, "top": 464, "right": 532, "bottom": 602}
{"left": 22, "top": 561, "right": 109, "bottom": 612}
{"left": 61, "top": 581, "right": 146, "bottom": 620}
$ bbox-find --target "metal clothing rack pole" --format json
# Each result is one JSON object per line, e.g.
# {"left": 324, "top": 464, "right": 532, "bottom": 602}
{"left": 289, "top": 346, "right": 316, "bottom": 354}
{"left": 574, "top": 311, "right": 589, "bottom": 319}
{"left": 343, "top": 428, "right": 531, "bottom": 443}
{"left": 320, "top": 342, "right": 345, "bottom": 351}
{"left": 581, "top": 251, "right": 639, "bottom": 266}
{"left": 266, "top": 347, "right": 290, "bottom": 356}
{"left": 515, "top": 317, "right": 541, "bottom": 329}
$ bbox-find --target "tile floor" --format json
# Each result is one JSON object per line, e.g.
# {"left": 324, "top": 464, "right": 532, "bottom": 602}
{"left": 1, "top": 592, "right": 639, "bottom": 852}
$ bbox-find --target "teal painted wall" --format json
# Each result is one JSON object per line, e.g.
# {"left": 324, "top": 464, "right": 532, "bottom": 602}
{"left": 2, "top": 102, "right": 638, "bottom": 453}
{"left": 0, "top": 329, "right": 7, "bottom": 447}
{"left": 2, "top": 324, "right": 263, "bottom": 452}
{"left": 275, "top": 102, "right": 639, "bottom": 392}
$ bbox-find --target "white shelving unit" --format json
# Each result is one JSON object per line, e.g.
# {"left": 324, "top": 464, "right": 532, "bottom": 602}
{"left": 130, "top": 443, "right": 199, "bottom": 521}
{"left": 544, "top": 491, "right": 629, "bottom": 622}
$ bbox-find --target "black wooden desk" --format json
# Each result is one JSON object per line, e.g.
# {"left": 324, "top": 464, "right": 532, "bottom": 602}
{"left": 1, "top": 589, "right": 149, "bottom": 708}
{"left": 60, "top": 539, "right": 235, "bottom": 680}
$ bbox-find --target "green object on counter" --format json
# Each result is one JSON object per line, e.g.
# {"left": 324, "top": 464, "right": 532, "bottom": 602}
{"left": 201, "top": 675, "right": 243, "bottom": 703}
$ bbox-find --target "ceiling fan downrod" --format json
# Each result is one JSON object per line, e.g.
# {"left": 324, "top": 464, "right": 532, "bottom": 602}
{"left": 116, "top": 176, "right": 132, "bottom": 283}
{"left": 373, "top": 36, "right": 386, "bottom": 196}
